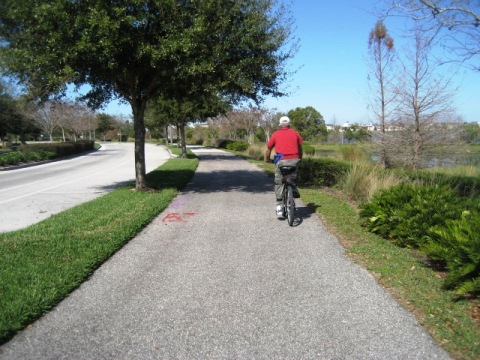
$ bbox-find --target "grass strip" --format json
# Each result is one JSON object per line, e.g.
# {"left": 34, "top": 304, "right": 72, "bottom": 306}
{"left": 0, "top": 147, "right": 198, "bottom": 344}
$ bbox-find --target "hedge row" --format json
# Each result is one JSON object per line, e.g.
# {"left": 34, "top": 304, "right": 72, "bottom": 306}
{"left": 218, "top": 140, "right": 249, "bottom": 152}
{"left": 0, "top": 141, "right": 95, "bottom": 167}
{"left": 0, "top": 151, "right": 56, "bottom": 166}
{"left": 18, "top": 140, "right": 95, "bottom": 157}
{"left": 297, "top": 157, "right": 351, "bottom": 187}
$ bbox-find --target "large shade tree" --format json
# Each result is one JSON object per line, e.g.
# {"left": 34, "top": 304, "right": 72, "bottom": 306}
{"left": 0, "top": 81, "right": 17, "bottom": 144}
{"left": 287, "top": 106, "right": 327, "bottom": 142}
{"left": 0, "top": 0, "right": 295, "bottom": 190}
{"left": 147, "top": 89, "right": 230, "bottom": 158}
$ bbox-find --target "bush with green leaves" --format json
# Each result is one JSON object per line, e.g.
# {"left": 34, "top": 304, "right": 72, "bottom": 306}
{"left": 217, "top": 139, "right": 234, "bottom": 149}
{"left": 17, "top": 140, "right": 94, "bottom": 157}
{"left": 298, "top": 157, "right": 351, "bottom": 187}
{"left": 0, "top": 150, "right": 55, "bottom": 166}
{"left": 359, "top": 184, "right": 465, "bottom": 248}
{"left": 225, "top": 141, "right": 248, "bottom": 152}
{"left": 403, "top": 169, "right": 480, "bottom": 198}
{"left": 422, "top": 210, "right": 480, "bottom": 296}
{"left": 302, "top": 143, "right": 315, "bottom": 156}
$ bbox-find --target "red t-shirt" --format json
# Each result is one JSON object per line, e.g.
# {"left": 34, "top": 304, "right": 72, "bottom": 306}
{"left": 267, "top": 127, "right": 303, "bottom": 159}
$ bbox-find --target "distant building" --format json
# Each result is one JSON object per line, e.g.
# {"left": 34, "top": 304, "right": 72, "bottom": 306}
{"left": 340, "top": 123, "right": 351, "bottom": 132}
{"left": 362, "top": 123, "right": 376, "bottom": 132}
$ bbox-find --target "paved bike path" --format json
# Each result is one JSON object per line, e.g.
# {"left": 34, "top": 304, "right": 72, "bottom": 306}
{"left": 0, "top": 148, "right": 450, "bottom": 359}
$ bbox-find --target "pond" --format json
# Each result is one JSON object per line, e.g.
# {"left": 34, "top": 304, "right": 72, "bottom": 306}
{"left": 426, "top": 152, "right": 480, "bottom": 168}
{"left": 314, "top": 148, "right": 480, "bottom": 169}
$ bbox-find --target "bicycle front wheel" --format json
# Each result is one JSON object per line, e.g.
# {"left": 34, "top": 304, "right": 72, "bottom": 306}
{"left": 286, "top": 185, "right": 295, "bottom": 226}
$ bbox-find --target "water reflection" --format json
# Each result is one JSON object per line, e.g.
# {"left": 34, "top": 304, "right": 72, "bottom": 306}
{"left": 315, "top": 149, "right": 480, "bottom": 169}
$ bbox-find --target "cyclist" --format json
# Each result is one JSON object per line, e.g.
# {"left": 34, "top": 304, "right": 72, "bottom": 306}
{"left": 264, "top": 115, "right": 303, "bottom": 218}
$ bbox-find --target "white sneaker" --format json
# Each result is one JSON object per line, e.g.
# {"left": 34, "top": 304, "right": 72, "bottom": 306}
{"left": 276, "top": 205, "right": 284, "bottom": 218}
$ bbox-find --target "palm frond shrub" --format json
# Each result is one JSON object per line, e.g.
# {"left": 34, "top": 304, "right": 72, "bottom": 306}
{"left": 423, "top": 211, "right": 480, "bottom": 296}
{"left": 359, "top": 184, "right": 464, "bottom": 248}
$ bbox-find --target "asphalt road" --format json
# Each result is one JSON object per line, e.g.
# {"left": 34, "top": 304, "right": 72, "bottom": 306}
{"left": 0, "top": 142, "right": 171, "bottom": 232}
{"left": 0, "top": 147, "right": 451, "bottom": 359}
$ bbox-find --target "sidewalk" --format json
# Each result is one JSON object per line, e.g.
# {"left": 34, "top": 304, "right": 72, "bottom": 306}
{"left": 0, "top": 148, "right": 451, "bottom": 359}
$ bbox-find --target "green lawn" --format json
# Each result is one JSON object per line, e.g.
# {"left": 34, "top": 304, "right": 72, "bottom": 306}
{"left": 0, "top": 146, "right": 198, "bottom": 344}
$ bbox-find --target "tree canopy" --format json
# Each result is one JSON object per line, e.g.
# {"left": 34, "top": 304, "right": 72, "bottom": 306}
{"left": 0, "top": 82, "right": 17, "bottom": 141}
{"left": 287, "top": 106, "right": 327, "bottom": 142}
{"left": 0, "top": 0, "right": 296, "bottom": 189}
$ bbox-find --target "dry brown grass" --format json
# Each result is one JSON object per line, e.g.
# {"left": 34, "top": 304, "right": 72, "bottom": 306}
{"left": 341, "top": 164, "right": 406, "bottom": 203}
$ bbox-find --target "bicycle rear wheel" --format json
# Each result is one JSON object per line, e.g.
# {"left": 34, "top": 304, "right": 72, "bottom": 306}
{"left": 286, "top": 185, "right": 295, "bottom": 226}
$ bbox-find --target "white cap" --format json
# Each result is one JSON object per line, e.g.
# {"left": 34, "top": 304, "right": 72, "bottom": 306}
{"left": 279, "top": 116, "right": 290, "bottom": 126}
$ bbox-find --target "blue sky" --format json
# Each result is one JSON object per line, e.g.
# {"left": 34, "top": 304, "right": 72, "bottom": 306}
{"left": 105, "top": 0, "right": 479, "bottom": 124}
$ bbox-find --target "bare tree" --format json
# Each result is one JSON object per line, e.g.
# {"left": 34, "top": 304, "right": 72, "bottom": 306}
{"left": 367, "top": 20, "right": 398, "bottom": 168}
{"left": 35, "top": 101, "right": 59, "bottom": 142}
{"left": 393, "top": 24, "right": 460, "bottom": 169}
{"left": 53, "top": 101, "right": 79, "bottom": 141}
{"left": 230, "top": 106, "right": 262, "bottom": 145}
{"left": 69, "top": 104, "right": 96, "bottom": 141}
{"left": 211, "top": 113, "right": 239, "bottom": 141}
{"left": 385, "top": 0, "right": 480, "bottom": 70}
{"left": 258, "top": 108, "right": 279, "bottom": 143}
{"left": 82, "top": 108, "right": 98, "bottom": 141}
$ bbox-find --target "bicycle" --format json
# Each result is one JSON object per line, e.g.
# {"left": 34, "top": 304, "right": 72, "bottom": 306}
{"left": 279, "top": 165, "right": 297, "bottom": 226}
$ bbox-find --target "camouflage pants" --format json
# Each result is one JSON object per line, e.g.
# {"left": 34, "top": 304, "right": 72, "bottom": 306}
{"left": 274, "top": 158, "right": 301, "bottom": 204}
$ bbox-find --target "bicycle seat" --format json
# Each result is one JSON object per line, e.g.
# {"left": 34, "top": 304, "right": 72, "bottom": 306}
{"left": 279, "top": 165, "right": 296, "bottom": 175}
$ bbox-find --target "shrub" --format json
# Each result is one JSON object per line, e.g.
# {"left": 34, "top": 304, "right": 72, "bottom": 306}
{"left": 359, "top": 184, "right": 465, "bottom": 248}
{"left": 225, "top": 141, "right": 248, "bottom": 152}
{"left": 302, "top": 143, "right": 315, "bottom": 157}
{"left": 423, "top": 211, "right": 480, "bottom": 297}
{"left": 0, "top": 141, "right": 90, "bottom": 167}
{"left": 298, "top": 157, "right": 351, "bottom": 187}
{"left": 403, "top": 169, "right": 480, "bottom": 198}
{"left": 0, "top": 150, "right": 56, "bottom": 166}
{"left": 246, "top": 144, "right": 264, "bottom": 160}
{"left": 217, "top": 139, "right": 234, "bottom": 149}
{"left": 17, "top": 140, "right": 94, "bottom": 157}
{"left": 0, "top": 152, "right": 24, "bottom": 165}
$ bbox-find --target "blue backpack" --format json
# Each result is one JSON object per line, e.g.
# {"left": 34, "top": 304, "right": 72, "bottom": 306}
{"left": 273, "top": 153, "right": 283, "bottom": 164}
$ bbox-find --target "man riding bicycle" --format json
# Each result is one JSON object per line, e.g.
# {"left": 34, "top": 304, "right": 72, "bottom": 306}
{"left": 264, "top": 116, "right": 303, "bottom": 218}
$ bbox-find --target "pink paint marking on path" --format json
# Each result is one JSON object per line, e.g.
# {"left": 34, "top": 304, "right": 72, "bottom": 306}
{"left": 162, "top": 212, "right": 197, "bottom": 223}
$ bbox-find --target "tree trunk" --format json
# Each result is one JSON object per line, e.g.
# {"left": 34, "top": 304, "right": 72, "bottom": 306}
{"left": 132, "top": 100, "right": 148, "bottom": 191}
{"left": 176, "top": 124, "right": 180, "bottom": 147}
{"left": 179, "top": 123, "right": 187, "bottom": 158}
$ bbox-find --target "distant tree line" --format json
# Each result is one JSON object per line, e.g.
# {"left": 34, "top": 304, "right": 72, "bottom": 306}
{"left": 0, "top": 80, "right": 133, "bottom": 147}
